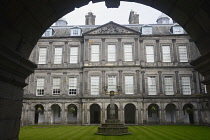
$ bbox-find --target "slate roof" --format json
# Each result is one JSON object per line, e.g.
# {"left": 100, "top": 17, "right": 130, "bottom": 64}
{"left": 45, "top": 22, "right": 187, "bottom": 38}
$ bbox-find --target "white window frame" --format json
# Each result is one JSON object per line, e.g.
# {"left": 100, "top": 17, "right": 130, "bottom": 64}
{"left": 36, "top": 78, "right": 45, "bottom": 96}
{"left": 124, "top": 44, "right": 133, "bottom": 61}
{"left": 142, "top": 26, "right": 152, "bottom": 35}
{"left": 108, "top": 76, "right": 117, "bottom": 92}
{"left": 162, "top": 46, "right": 171, "bottom": 62}
{"left": 147, "top": 76, "right": 157, "bottom": 95}
{"left": 54, "top": 47, "right": 63, "bottom": 64}
{"left": 178, "top": 46, "right": 188, "bottom": 62}
{"left": 181, "top": 76, "right": 191, "bottom": 95}
{"left": 42, "top": 28, "right": 53, "bottom": 37}
{"left": 69, "top": 77, "right": 77, "bottom": 95}
{"left": 107, "top": 45, "right": 116, "bottom": 62}
{"left": 70, "top": 47, "right": 78, "bottom": 63}
{"left": 70, "top": 28, "right": 81, "bottom": 36}
{"left": 91, "top": 44, "right": 99, "bottom": 62}
{"left": 164, "top": 76, "right": 174, "bottom": 95}
{"left": 38, "top": 48, "right": 47, "bottom": 64}
{"left": 91, "top": 76, "right": 100, "bottom": 95}
{"left": 125, "top": 76, "right": 134, "bottom": 94}
{"left": 52, "top": 78, "right": 61, "bottom": 95}
{"left": 173, "top": 26, "right": 184, "bottom": 34}
{"left": 146, "top": 46, "right": 154, "bottom": 62}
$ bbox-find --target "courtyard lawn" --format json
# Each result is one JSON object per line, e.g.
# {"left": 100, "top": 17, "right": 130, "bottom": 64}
{"left": 19, "top": 125, "right": 210, "bottom": 140}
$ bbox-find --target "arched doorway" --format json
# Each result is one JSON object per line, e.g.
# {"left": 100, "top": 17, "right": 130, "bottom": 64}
{"left": 90, "top": 104, "right": 101, "bottom": 124}
{"left": 51, "top": 104, "right": 61, "bottom": 124}
{"left": 34, "top": 104, "right": 44, "bottom": 124}
{"left": 165, "top": 104, "right": 176, "bottom": 123}
{"left": 148, "top": 104, "right": 159, "bottom": 123}
{"left": 107, "top": 104, "right": 118, "bottom": 120}
{"left": 67, "top": 104, "right": 77, "bottom": 124}
{"left": 204, "top": 103, "right": 210, "bottom": 124}
{"left": 124, "top": 103, "right": 136, "bottom": 124}
{"left": 183, "top": 104, "right": 194, "bottom": 124}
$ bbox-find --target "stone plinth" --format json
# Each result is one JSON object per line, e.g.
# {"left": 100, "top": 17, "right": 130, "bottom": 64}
{"left": 95, "top": 119, "right": 131, "bottom": 136}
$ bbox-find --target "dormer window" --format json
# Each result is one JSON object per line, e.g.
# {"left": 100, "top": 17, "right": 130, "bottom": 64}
{"left": 42, "top": 28, "right": 53, "bottom": 37}
{"left": 70, "top": 27, "right": 82, "bottom": 36}
{"left": 172, "top": 26, "right": 184, "bottom": 34}
{"left": 141, "top": 26, "right": 152, "bottom": 35}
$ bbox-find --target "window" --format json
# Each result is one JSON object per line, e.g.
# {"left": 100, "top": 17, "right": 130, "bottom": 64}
{"left": 42, "top": 28, "right": 53, "bottom": 37}
{"left": 69, "top": 77, "right": 77, "bottom": 95}
{"left": 107, "top": 45, "right": 116, "bottom": 61}
{"left": 164, "top": 76, "right": 174, "bottom": 95}
{"left": 146, "top": 46, "right": 154, "bottom": 62}
{"left": 124, "top": 44, "right": 133, "bottom": 61}
{"left": 54, "top": 47, "right": 62, "bottom": 64}
{"left": 38, "top": 48, "right": 47, "bottom": 64}
{"left": 108, "top": 76, "right": 117, "bottom": 92}
{"left": 36, "top": 78, "right": 44, "bottom": 96}
{"left": 172, "top": 26, "right": 184, "bottom": 34}
{"left": 91, "top": 45, "right": 99, "bottom": 62}
{"left": 178, "top": 46, "right": 188, "bottom": 62}
{"left": 181, "top": 77, "right": 191, "bottom": 95}
{"left": 148, "top": 77, "right": 156, "bottom": 95}
{"left": 53, "top": 78, "right": 60, "bottom": 95}
{"left": 142, "top": 26, "right": 152, "bottom": 35}
{"left": 70, "top": 47, "right": 78, "bottom": 63}
{"left": 125, "top": 76, "right": 134, "bottom": 94}
{"left": 70, "top": 28, "right": 81, "bottom": 36}
{"left": 162, "top": 46, "right": 171, "bottom": 62}
{"left": 91, "top": 76, "right": 99, "bottom": 95}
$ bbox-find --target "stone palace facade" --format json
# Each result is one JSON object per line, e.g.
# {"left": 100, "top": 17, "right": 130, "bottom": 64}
{"left": 21, "top": 12, "right": 210, "bottom": 125}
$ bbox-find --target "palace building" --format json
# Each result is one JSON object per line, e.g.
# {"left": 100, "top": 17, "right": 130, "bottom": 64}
{"left": 21, "top": 11, "right": 210, "bottom": 125}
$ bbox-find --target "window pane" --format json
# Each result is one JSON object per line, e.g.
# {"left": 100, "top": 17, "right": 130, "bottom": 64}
{"left": 164, "top": 76, "right": 174, "bottom": 95}
{"left": 69, "top": 77, "right": 77, "bottom": 95}
{"left": 181, "top": 77, "right": 191, "bottom": 95}
{"left": 91, "top": 76, "right": 99, "bottom": 95}
{"left": 125, "top": 76, "right": 134, "bottom": 94}
{"left": 38, "top": 48, "right": 47, "bottom": 64}
{"left": 108, "top": 45, "right": 116, "bottom": 61}
{"left": 91, "top": 45, "right": 99, "bottom": 62}
{"left": 124, "top": 44, "right": 132, "bottom": 61}
{"left": 70, "top": 47, "right": 78, "bottom": 63}
{"left": 178, "top": 46, "right": 188, "bottom": 62}
{"left": 53, "top": 78, "right": 60, "bottom": 95}
{"left": 162, "top": 46, "right": 171, "bottom": 62}
{"left": 148, "top": 77, "right": 156, "bottom": 95}
{"left": 54, "top": 47, "right": 62, "bottom": 64}
{"left": 142, "top": 27, "right": 152, "bottom": 35}
{"left": 146, "top": 46, "right": 154, "bottom": 62}
{"left": 108, "top": 76, "right": 116, "bottom": 92}
{"left": 37, "top": 78, "right": 44, "bottom": 96}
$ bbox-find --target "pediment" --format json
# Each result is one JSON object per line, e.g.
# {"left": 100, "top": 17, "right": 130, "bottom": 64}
{"left": 84, "top": 21, "right": 139, "bottom": 35}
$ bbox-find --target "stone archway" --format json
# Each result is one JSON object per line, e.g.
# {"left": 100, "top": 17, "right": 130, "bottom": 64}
{"left": 1, "top": 0, "right": 210, "bottom": 139}
{"left": 183, "top": 104, "right": 194, "bottom": 124}
{"left": 165, "top": 104, "right": 176, "bottom": 124}
{"left": 51, "top": 104, "right": 61, "bottom": 124}
{"left": 107, "top": 104, "right": 118, "bottom": 120}
{"left": 148, "top": 104, "right": 159, "bottom": 123}
{"left": 34, "top": 104, "right": 44, "bottom": 124}
{"left": 124, "top": 103, "right": 136, "bottom": 124}
{"left": 90, "top": 104, "right": 101, "bottom": 124}
{"left": 67, "top": 104, "right": 77, "bottom": 124}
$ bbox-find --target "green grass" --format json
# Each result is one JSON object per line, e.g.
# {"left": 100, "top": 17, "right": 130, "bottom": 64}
{"left": 19, "top": 125, "right": 210, "bottom": 140}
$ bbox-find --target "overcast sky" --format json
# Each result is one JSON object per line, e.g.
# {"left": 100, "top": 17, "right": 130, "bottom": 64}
{"left": 63, "top": 1, "right": 172, "bottom": 25}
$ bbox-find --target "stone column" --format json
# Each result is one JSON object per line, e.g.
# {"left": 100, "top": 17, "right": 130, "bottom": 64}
{"left": 118, "top": 38, "right": 122, "bottom": 65}
{"left": 62, "top": 72, "right": 67, "bottom": 96}
{"left": 101, "top": 38, "right": 105, "bottom": 64}
{"left": 102, "top": 103, "right": 105, "bottom": 123}
{"left": 118, "top": 70, "right": 122, "bottom": 94}
{"left": 134, "top": 38, "right": 139, "bottom": 64}
{"left": 156, "top": 40, "right": 160, "bottom": 64}
{"left": 79, "top": 72, "right": 83, "bottom": 97}
{"left": 172, "top": 39, "right": 178, "bottom": 63}
{"left": 158, "top": 71, "right": 163, "bottom": 95}
{"left": 80, "top": 41, "right": 84, "bottom": 64}
{"left": 84, "top": 71, "right": 88, "bottom": 95}
{"left": 0, "top": 47, "right": 36, "bottom": 140}
{"left": 137, "top": 102, "right": 142, "bottom": 125}
{"left": 139, "top": 40, "right": 144, "bottom": 65}
{"left": 175, "top": 71, "right": 180, "bottom": 95}
{"left": 46, "top": 72, "right": 51, "bottom": 96}
{"left": 102, "top": 71, "right": 105, "bottom": 95}
{"left": 61, "top": 103, "right": 65, "bottom": 124}
{"left": 48, "top": 42, "right": 53, "bottom": 66}
{"left": 120, "top": 102, "right": 124, "bottom": 123}
{"left": 84, "top": 39, "right": 89, "bottom": 64}
{"left": 141, "top": 71, "right": 146, "bottom": 96}
{"left": 64, "top": 41, "right": 68, "bottom": 66}
{"left": 136, "top": 70, "right": 140, "bottom": 94}
{"left": 192, "top": 71, "right": 198, "bottom": 94}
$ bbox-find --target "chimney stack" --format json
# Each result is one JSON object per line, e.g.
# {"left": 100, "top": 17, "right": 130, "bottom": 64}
{"left": 85, "top": 12, "right": 96, "bottom": 25}
{"left": 129, "top": 11, "right": 139, "bottom": 24}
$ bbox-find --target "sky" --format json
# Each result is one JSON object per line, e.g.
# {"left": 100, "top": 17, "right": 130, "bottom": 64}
{"left": 63, "top": 1, "right": 172, "bottom": 25}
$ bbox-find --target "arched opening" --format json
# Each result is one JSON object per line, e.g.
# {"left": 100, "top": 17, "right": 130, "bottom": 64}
{"left": 90, "top": 104, "right": 101, "bottom": 124}
{"left": 107, "top": 104, "right": 118, "bottom": 120}
{"left": 67, "top": 104, "right": 77, "bottom": 124}
{"left": 165, "top": 104, "right": 176, "bottom": 123}
{"left": 183, "top": 104, "right": 194, "bottom": 124}
{"left": 34, "top": 104, "right": 44, "bottom": 124}
{"left": 203, "top": 103, "right": 210, "bottom": 124}
{"left": 124, "top": 103, "right": 136, "bottom": 124}
{"left": 148, "top": 104, "right": 159, "bottom": 123}
{"left": 51, "top": 104, "right": 61, "bottom": 124}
